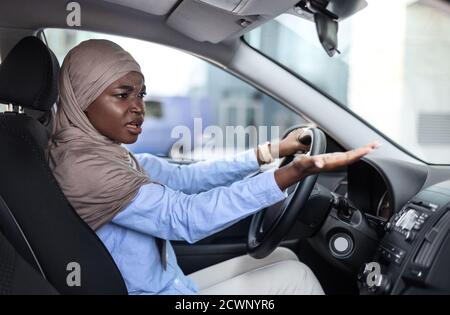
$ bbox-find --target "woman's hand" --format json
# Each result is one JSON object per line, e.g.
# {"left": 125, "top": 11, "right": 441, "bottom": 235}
{"left": 274, "top": 142, "right": 380, "bottom": 191}
{"left": 255, "top": 128, "right": 310, "bottom": 166}
{"left": 277, "top": 128, "right": 310, "bottom": 158}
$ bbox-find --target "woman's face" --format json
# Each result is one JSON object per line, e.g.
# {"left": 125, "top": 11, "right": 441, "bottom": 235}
{"left": 85, "top": 71, "right": 146, "bottom": 144}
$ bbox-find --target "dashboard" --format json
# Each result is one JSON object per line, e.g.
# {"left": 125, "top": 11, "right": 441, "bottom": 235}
{"left": 311, "top": 154, "right": 450, "bottom": 294}
{"left": 358, "top": 179, "right": 450, "bottom": 294}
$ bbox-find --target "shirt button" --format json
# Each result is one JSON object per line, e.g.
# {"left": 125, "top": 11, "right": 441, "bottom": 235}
{"left": 174, "top": 278, "right": 180, "bottom": 285}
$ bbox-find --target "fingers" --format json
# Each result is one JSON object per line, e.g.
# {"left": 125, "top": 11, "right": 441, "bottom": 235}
{"left": 293, "top": 154, "right": 317, "bottom": 171}
{"left": 280, "top": 128, "right": 311, "bottom": 157}
{"left": 295, "top": 141, "right": 380, "bottom": 173}
{"left": 320, "top": 141, "right": 379, "bottom": 169}
{"left": 293, "top": 129, "right": 311, "bottom": 151}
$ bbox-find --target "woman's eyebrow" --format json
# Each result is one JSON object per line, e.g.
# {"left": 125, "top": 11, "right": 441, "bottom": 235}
{"left": 114, "top": 84, "right": 146, "bottom": 92}
{"left": 114, "top": 85, "right": 135, "bottom": 91}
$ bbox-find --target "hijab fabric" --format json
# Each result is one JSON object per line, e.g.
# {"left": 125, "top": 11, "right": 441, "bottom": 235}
{"left": 48, "top": 39, "right": 151, "bottom": 231}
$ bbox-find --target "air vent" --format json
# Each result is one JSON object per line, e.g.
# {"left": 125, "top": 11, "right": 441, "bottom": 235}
{"left": 418, "top": 113, "right": 450, "bottom": 144}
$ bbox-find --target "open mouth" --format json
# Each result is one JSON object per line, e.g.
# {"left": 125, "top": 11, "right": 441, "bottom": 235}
{"left": 125, "top": 121, "right": 143, "bottom": 135}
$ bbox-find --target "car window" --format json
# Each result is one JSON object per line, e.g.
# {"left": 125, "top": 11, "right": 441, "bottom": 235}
{"left": 245, "top": 0, "right": 450, "bottom": 164}
{"left": 44, "top": 29, "right": 306, "bottom": 160}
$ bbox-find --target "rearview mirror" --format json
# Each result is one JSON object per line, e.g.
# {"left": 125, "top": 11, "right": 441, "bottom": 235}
{"left": 289, "top": 0, "right": 367, "bottom": 57}
{"left": 314, "top": 11, "right": 339, "bottom": 57}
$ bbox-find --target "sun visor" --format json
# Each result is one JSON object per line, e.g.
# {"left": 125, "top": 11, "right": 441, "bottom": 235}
{"left": 103, "top": 0, "right": 178, "bottom": 15}
{"left": 194, "top": 0, "right": 298, "bottom": 16}
{"left": 167, "top": 0, "right": 298, "bottom": 43}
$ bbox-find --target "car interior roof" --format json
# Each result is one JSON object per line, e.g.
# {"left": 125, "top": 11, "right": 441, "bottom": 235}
{"left": 0, "top": 0, "right": 298, "bottom": 65}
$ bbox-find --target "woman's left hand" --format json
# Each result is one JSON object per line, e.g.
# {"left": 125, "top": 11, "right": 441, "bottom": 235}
{"left": 277, "top": 128, "right": 310, "bottom": 158}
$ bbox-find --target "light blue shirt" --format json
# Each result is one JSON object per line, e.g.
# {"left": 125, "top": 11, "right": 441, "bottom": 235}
{"left": 95, "top": 150, "right": 287, "bottom": 295}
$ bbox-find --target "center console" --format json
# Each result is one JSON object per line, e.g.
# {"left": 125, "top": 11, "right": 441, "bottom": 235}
{"left": 358, "top": 180, "right": 450, "bottom": 294}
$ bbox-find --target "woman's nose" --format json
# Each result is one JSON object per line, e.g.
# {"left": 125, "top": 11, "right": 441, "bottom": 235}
{"left": 130, "top": 99, "right": 145, "bottom": 115}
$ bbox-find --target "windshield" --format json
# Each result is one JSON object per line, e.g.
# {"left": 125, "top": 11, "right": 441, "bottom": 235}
{"left": 245, "top": 0, "right": 450, "bottom": 164}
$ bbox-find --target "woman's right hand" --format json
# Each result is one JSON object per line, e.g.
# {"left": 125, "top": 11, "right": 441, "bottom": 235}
{"left": 274, "top": 142, "right": 380, "bottom": 191}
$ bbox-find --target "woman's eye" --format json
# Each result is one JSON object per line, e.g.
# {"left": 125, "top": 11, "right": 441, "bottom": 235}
{"left": 138, "top": 91, "right": 147, "bottom": 99}
{"left": 116, "top": 93, "right": 129, "bottom": 99}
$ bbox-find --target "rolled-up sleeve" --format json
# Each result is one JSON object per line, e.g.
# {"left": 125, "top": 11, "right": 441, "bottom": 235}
{"left": 111, "top": 170, "right": 286, "bottom": 243}
{"left": 134, "top": 150, "right": 259, "bottom": 194}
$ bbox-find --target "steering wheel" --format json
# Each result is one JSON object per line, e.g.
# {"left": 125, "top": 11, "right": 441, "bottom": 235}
{"left": 247, "top": 126, "right": 327, "bottom": 259}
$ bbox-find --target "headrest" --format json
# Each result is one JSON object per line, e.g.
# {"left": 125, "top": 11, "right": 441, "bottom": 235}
{"left": 0, "top": 36, "right": 60, "bottom": 111}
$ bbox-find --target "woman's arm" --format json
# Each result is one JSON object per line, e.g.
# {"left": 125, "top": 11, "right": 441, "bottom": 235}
{"left": 111, "top": 170, "right": 285, "bottom": 243}
{"left": 134, "top": 149, "right": 260, "bottom": 194}
{"left": 134, "top": 128, "right": 311, "bottom": 194}
{"left": 113, "top": 143, "right": 377, "bottom": 243}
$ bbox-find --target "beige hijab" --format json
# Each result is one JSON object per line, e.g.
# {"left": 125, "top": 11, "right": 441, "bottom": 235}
{"left": 48, "top": 39, "right": 151, "bottom": 231}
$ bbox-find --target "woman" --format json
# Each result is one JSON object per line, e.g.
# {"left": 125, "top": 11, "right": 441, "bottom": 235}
{"left": 48, "top": 39, "right": 378, "bottom": 295}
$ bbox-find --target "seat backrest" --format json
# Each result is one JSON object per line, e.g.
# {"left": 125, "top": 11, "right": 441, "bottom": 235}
{"left": 0, "top": 36, "right": 127, "bottom": 294}
{"left": 0, "top": 221, "right": 58, "bottom": 295}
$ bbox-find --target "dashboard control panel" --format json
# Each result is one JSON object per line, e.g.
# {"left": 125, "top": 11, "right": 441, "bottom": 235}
{"left": 359, "top": 180, "right": 450, "bottom": 294}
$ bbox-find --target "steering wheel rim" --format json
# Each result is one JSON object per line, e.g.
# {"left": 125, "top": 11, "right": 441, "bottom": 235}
{"left": 247, "top": 126, "right": 327, "bottom": 259}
